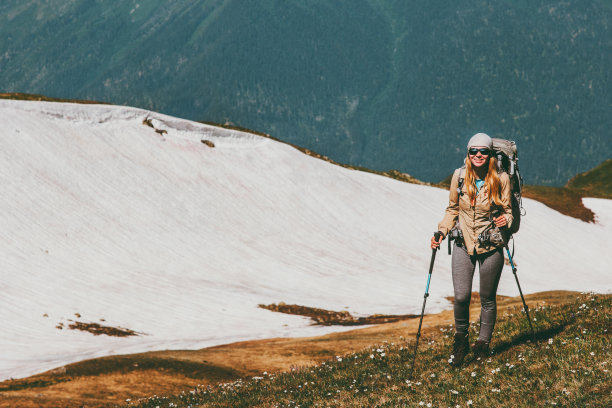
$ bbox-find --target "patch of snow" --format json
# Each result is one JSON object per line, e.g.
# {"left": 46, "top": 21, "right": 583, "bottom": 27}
{"left": 583, "top": 197, "right": 612, "bottom": 228}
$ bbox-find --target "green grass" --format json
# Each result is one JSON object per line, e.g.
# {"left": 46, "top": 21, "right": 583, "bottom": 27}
{"left": 566, "top": 158, "right": 612, "bottom": 199}
{"left": 128, "top": 294, "right": 611, "bottom": 407}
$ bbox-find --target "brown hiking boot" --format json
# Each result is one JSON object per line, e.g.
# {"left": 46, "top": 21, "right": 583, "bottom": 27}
{"left": 473, "top": 340, "right": 490, "bottom": 359}
{"left": 449, "top": 333, "right": 469, "bottom": 367}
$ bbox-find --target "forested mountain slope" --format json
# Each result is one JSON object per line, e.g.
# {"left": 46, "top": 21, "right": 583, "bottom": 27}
{"left": 1, "top": 0, "right": 611, "bottom": 184}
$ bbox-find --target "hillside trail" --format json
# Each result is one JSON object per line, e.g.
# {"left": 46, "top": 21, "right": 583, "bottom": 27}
{"left": 0, "top": 291, "right": 578, "bottom": 408}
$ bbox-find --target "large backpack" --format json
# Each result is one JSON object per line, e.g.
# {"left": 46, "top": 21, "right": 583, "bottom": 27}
{"left": 457, "top": 138, "right": 524, "bottom": 236}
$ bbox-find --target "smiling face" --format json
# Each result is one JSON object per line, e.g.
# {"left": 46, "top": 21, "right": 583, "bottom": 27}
{"left": 468, "top": 146, "right": 490, "bottom": 168}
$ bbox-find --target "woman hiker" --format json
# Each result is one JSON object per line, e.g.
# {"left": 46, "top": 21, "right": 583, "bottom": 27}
{"left": 431, "top": 133, "right": 513, "bottom": 366}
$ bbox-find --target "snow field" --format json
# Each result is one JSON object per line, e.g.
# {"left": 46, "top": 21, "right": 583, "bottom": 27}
{"left": 0, "top": 100, "right": 610, "bottom": 380}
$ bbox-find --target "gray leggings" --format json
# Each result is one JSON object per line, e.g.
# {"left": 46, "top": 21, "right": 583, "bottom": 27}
{"left": 452, "top": 243, "right": 503, "bottom": 342}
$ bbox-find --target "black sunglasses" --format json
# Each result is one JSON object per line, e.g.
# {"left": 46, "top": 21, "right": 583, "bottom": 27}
{"left": 468, "top": 147, "right": 491, "bottom": 156}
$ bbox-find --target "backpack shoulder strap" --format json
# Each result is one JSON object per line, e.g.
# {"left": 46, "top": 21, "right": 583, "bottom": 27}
{"left": 456, "top": 166, "right": 466, "bottom": 196}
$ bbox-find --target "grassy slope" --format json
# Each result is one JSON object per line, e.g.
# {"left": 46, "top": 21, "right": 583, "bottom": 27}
{"left": 0, "top": 292, "right": 601, "bottom": 407}
{"left": 130, "top": 293, "right": 611, "bottom": 408}
{"left": 566, "top": 158, "right": 612, "bottom": 198}
{"left": 522, "top": 158, "right": 612, "bottom": 222}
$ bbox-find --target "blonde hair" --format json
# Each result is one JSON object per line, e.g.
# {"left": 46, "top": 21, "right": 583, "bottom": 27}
{"left": 464, "top": 155, "right": 501, "bottom": 205}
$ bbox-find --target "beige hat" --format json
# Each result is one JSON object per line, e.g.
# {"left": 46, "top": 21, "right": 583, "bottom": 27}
{"left": 467, "top": 133, "right": 493, "bottom": 149}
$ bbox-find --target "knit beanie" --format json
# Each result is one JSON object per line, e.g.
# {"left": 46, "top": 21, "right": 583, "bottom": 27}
{"left": 467, "top": 133, "right": 493, "bottom": 149}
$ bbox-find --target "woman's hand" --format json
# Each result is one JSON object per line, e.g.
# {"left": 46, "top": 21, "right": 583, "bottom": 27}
{"left": 430, "top": 233, "right": 443, "bottom": 249}
{"left": 493, "top": 215, "right": 507, "bottom": 228}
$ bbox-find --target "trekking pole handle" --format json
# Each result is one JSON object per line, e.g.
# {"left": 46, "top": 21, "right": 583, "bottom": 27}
{"left": 433, "top": 231, "right": 442, "bottom": 251}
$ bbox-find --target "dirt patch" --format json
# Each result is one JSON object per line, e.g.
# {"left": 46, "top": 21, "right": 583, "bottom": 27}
{"left": 445, "top": 291, "right": 512, "bottom": 304}
{"left": 66, "top": 321, "right": 138, "bottom": 337}
{"left": 521, "top": 185, "right": 595, "bottom": 222}
{"left": 258, "top": 302, "right": 418, "bottom": 325}
{"left": 142, "top": 117, "right": 154, "bottom": 128}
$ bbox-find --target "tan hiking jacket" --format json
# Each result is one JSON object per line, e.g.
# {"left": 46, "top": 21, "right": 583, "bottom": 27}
{"left": 438, "top": 168, "right": 514, "bottom": 255}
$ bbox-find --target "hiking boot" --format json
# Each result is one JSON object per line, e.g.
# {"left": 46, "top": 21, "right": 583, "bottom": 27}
{"left": 448, "top": 333, "right": 469, "bottom": 367}
{"left": 473, "top": 340, "right": 490, "bottom": 359}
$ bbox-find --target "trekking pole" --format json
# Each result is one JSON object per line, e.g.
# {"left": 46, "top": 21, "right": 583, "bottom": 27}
{"left": 408, "top": 232, "right": 441, "bottom": 380}
{"left": 490, "top": 209, "right": 535, "bottom": 339}
{"left": 504, "top": 244, "right": 535, "bottom": 338}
